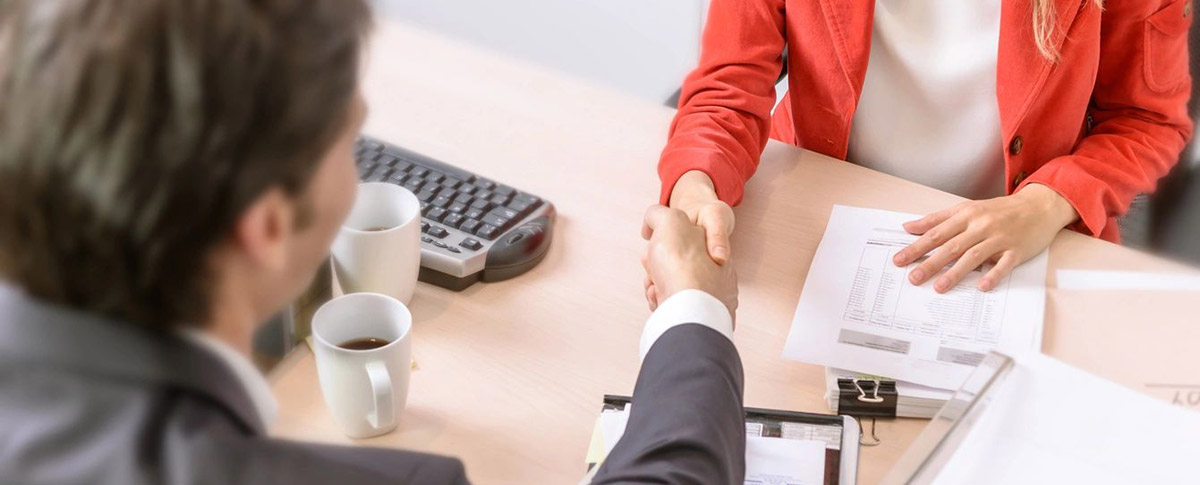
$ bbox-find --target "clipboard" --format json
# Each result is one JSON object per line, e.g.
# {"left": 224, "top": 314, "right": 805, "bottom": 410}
{"left": 586, "top": 395, "right": 861, "bottom": 485}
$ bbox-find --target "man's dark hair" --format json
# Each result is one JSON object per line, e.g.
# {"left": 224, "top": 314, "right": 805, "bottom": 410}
{"left": 0, "top": 0, "right": 371, "bottom": 330}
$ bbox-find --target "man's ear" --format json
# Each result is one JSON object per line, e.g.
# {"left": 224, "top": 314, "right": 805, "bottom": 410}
{"left": 231, "top": 188, "right": 295, "bottom": 271}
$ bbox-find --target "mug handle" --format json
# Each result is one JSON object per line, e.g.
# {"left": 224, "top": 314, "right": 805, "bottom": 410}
{"left": 365, "top": 361, "right": 394, "bottom": 431}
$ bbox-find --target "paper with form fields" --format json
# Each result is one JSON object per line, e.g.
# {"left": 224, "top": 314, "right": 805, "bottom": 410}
{"left": 745, "top": 436, "right": 825, "bottom": 485}
{"left": 783, "top": 206, "right": 1048, "bottom": 390}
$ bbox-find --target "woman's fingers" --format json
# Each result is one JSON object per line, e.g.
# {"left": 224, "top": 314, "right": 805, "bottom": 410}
{"left": 901, "top": 205, "right": 959, "bottom": 236}
{"left": 895, "top": 213, "right": 969, "bottom": 267}
{"left": 980, "top": 251, "right": 1019, "bottom": 291}
{"left": 933, "top": 239, "right": 1001, "bottom": 293}
{"left": 908, "top": 229, "right": 985, "bottom": 286}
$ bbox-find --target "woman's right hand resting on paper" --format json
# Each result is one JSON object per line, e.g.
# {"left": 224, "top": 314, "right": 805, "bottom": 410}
{"left": 668, "top": 170, "right": 736, "bottom": 265}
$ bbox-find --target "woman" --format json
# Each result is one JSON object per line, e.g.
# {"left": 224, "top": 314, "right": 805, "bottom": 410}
{"left": 656, "top": 0, "right": 1192, "bottom": 297}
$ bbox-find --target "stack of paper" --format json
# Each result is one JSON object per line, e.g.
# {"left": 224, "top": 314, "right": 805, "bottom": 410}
{"left": 785, "top": 206, "right": 1049, "bottom": 417}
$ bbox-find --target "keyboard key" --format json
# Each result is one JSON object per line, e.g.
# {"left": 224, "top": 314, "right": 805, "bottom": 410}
{"left": 426, "top": 207, "right": 447, "bottom": 222}
{"left": 508, "top": 199, "right": 534, "bottom": 214}
{"left": 431, "top": 240, "right": 448, "bottom": 249}
{"left": 378, "top": 155, "right": 399, "bottom": 167}
{"left": 459, "top": 219, "right": 481, "bottom": 234}
{"left": 421, "top": 236, "right": 434, "bottom": 244}
{"left": 393, "top": 160, "right": 413, "bottom": 172}
{"left": 420, "top": 201, "right": 431, "bottom": 214}
{"left": 416, "top": 188, "right": 437, "bottom": 202}
{"left": 420, "top": 221, "right": 430, "bottom": 233}
{"left": 474, "top": 189, "right": 494, "bottom": 201}
{"left": 403, "top": 180, "right": 423, "bottom": 193}
{"left": 432, "top": 194, "right": 453, "bottom": 208}
{"left": 442, "top": 213, "right": 465, "bottom": 228}
{"left": 512, "top": 193, "right": 541, "bottom": 206}
{"left": 387, "top": 172, "right": 408, "bottom": 184}
{"left": 368, "top": 168, "right": 392, "bottom": 182}
{"left": 459, "top": 238, "right": 483, "bottom": 251}
{"left": 469, "top": 199, "right": 492, "bottom": 212}
{"left": 441, "top": 178, "right": 462, "bottom": 189}
{"left": 427, "top": 225, "right": 449, "bottom": 238}
{"left": 454, "top": 192, "right": 474, "bottom": 204}
{"left": 482, "top": 214, "right": 510, "bottom": 230}
{"left": 474, "top": 178, "right": 496, "bottom": 190}
{"left": 490, "top": 194, "right": 511, "bottom": 206}
{"left": 457, "top": 185, "right": 477, "bottom": 195}
{"left": 448, "top": 202, "right": 468, "bottom": 214}
{"left": 495, "top": 185, "right": 516, "bottom": 196}
{"left": 446, "top": 246, "right": 461, "bottom": 253}
{"left": 488, "top": 207, "right": 520, "bottom": 221}
{"left": 409, "top": 166, "right": 429, "bottom": 178}
{"left": 475, "top": 223, "right": 500, "bottom": 240}
{"left": 425, "top": 172, "right": 444, "bottom": 184}
{"left": 465, "top": 207, "right": 486, "bottom": 220}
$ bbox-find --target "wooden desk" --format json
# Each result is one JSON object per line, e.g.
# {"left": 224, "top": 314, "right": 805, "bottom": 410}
{"left": 270, "top": 21, "right": 1200, "bottom": 484}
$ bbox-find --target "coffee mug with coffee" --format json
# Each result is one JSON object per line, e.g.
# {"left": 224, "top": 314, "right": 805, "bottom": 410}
{"left": 312, "top": 292, "right": 413, "bottom": 439}
{"left": 332, "top": 182, "right": 421, "bottom": 304}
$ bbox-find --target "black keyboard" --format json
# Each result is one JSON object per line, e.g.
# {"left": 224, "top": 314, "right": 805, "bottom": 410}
{"left": 354, "top": 135, "right": 555, "bottom": 290}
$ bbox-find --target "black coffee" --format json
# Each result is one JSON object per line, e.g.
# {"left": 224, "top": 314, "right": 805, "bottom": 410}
{"left": 338, "top": 337, "right": 391, "bottom": 350}
{"left": 363, "top": 226, "right": 393, "bottom": 232}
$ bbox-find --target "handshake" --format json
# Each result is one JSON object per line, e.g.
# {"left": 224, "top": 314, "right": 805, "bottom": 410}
{"left": 640, "top": 205, "right": 738, "bottom": 321}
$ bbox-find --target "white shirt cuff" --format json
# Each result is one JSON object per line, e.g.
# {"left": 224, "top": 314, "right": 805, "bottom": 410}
{"left": 639, "top": 289, "right": 734, "bottom": 362}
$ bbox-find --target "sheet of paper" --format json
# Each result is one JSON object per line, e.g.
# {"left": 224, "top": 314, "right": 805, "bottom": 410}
{"left": 1057, "top": 269, "right": 1200, "bottom": 291}
{"left": 599, "top": 405, "right": 631, "bottom": 456}
{"left": 783, "top": 205, "right": 1048, "bottom": 390}
{"left": 928, "top": 352, "right": 1200, "bottom": 485}
{"left": 745, "top": 437, "right": 826, "bottom": 485}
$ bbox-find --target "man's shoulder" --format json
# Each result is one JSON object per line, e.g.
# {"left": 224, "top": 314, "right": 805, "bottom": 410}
{"left": 0, "top": 366, "right": 467, "bottom": 485}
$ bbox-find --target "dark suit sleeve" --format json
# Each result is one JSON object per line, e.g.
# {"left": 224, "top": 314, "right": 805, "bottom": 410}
{"left": 591, "top": 324, "right": 745, "bottom": 485}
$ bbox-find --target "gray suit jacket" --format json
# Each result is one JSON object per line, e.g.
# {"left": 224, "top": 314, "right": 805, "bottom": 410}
{"left": 0, "top": 286, "right": 745, "bottom": 484}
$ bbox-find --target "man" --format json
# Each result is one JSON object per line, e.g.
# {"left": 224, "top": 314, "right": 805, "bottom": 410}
{"left": 0, "top": 1, "right": 746, "bottom": 483}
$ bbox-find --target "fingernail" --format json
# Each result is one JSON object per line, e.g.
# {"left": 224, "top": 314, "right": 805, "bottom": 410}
{"left": 909, "top": 269, "right": 925, "bottom": 283}
{"left": 714, "top": 246, "right": 729, "bottom": 261}
{"left": 935, "top": 278, "right": 950, "bottom": 292}
{"left": 893, "top": 253, "right": 907, "bottom": 266}
{"left": 979, "top": 278, "right": 993, "bottom": 291}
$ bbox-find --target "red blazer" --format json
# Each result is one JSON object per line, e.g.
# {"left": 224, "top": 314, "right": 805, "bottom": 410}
{"left": 660, "top": 0, "right": 1194, "bottom": 242}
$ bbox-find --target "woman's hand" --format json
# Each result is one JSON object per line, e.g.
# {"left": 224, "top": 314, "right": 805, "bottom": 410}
{"left": 668, "top": 170, "right": 735, "bottom": 265}
{"left": 892, "top": 184, "right": 1078, "bottom": 293}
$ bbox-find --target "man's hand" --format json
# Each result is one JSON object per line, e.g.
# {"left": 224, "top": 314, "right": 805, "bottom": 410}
{"left": 668, "top": 171, "right": 735, "bottom": 265}
{"left": 641, "top": 205, "right": 738, "bottom": 319}
{"left": 893, "top": 184, "right": 1078, "bottom": 293}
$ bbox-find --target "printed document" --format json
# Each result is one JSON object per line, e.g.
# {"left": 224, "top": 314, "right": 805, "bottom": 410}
{"left": 782, "top": 205, "right": 1048, "bottom": 390}
{"left": 745, "top": 436, "right": 825, "bottom": 485}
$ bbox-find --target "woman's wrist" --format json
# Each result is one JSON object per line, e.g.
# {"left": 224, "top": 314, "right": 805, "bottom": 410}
{"left": 1018, "top": 183, "right": 1079, "bottom": 228}
{"left": 669, "top": 170, "right": 718, "bottom": 209}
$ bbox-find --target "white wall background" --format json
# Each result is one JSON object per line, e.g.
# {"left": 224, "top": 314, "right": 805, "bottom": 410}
{"left": 372, "top": 0, "right": 709, "bottom": 103}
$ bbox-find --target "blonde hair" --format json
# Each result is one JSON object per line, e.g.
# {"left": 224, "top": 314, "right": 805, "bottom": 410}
{"left": 1033, "top": 0, "right": 1105, "bottom": 62}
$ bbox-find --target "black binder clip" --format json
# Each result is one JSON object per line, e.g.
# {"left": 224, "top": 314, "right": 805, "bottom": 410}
{"left": 837, "top": 377, "right": 899, "bottom": 419}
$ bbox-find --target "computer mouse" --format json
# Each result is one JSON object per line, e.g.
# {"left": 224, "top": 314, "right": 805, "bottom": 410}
{"left": 482, "top": 213, "right": 554, "bottom": 282}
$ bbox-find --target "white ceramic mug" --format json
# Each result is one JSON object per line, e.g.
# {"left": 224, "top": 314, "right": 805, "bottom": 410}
{"left": 312, "top": 292, "right": 413, "bottom": 439}
{"left": 332, "top": 182, "right": 421, "bottom": 304}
